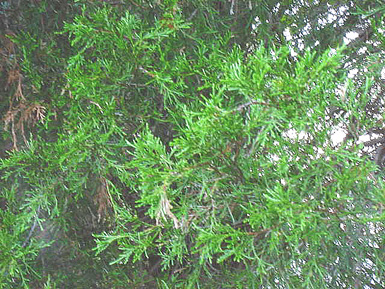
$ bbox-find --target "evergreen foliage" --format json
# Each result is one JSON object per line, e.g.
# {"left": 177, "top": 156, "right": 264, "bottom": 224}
{"left": 0, "top": 0, "right": 384, "bottom": 288}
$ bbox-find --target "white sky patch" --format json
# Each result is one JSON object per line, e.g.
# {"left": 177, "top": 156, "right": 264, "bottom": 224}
{"left": 303, "top": 23, "right": 312, "bottom": 35}
{"left": 327, "top": 8, "right": 338, "bottom": 23}
{"left": 339, "top": 5, "right": 348, "bottom": 14}
{"left": 283, "top": 28, "right": 293, "bottom": 41}
{"left": 273, "top": 3, "right": 280, "bottom": 13}
{"left": 329, "top": 48, "right": 336, "bottom": 55}
{"left": 285, "top": 5, "right": 298, "bottom": 16}
{"left": 348, "top": 68, "right": 358, "bottom": 78}
{"left": 368, "top": 239, "right": 379, "bottom": 249}
{"left": 284, "top": 129, "right": 307, "bottom": 140}
{"left": 344, "top": 31, "right": 359, "bottom": 45}
{"left": 297, "top": 39, "right": 305, "bottom": 50}
{"left": 289, "top": 48, "right": 298, "bottom": 57}
{"left": 270, "top": 154, "right": 279, "bottom": 162}
{"left": 283, "top": 28, "right": 299, "bottom": 57}
{"left": 252, "top": 16, "right": 261, "bottom": 30}
{"left": 358, "top": 134, "right": 371, "bottom": 144}
{"left": 318, "top": 17, "right": 328, "bottom": 27}
{"left": 331, "top": 127, "right": 346, "bottom": 146}
{"left": 358, "top": 46, "right": 368, "bottom": 54}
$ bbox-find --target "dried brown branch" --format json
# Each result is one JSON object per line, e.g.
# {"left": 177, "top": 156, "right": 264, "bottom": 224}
{"left": 94, "top": 176, "right": 112, "bottom": 223}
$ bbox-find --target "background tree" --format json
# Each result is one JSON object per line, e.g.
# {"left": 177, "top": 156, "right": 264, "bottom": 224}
{"left": 0, "top": 0, "right": 384, "bottom": 288}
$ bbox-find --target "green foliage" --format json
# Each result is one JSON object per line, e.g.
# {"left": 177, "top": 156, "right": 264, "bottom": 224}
{"left": 1, "top": 0, "right": 384, "bottom": 288}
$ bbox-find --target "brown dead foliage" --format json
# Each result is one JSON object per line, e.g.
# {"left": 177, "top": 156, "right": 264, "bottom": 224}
{"left": 1, "top": 32, "right": 46, "bottom": 151}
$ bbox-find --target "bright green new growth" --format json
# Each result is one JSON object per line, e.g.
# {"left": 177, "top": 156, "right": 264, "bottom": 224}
{"left": 1, "top": 1, "right": 384, "bottom": 288}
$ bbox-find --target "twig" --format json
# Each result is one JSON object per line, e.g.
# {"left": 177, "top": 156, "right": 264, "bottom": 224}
{"left": 187, "top": 9, "right": 198, "bottom": 21}
{"left": 22, "top": 205, "right": 41, "bottom": 248}
{"left": 232, "top": 99, "right": 270, "bottom": 113}
{"left": 363, "top": 137, "right": 385, "bottom": 147}
{"left": 117, "top": 82, "right": 155, "bottom": 89}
